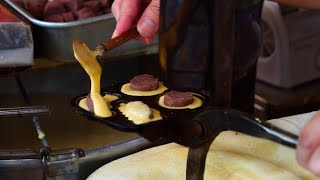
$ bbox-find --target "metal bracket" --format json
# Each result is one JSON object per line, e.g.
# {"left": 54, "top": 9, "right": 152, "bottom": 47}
{"left": 42, "top": 147, "right": 85, "bottom": 177}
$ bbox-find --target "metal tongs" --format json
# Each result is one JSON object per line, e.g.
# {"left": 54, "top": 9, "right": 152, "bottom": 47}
{"left": 184, "top": 107, "right": 298, "bottom": 180}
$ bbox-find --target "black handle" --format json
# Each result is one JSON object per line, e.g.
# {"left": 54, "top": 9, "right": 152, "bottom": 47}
{"left": 193, "top": 108, "right": 298, "bottom": 148}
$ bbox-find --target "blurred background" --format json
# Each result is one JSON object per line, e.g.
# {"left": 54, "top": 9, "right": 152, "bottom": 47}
{"left": 0, "top": 0, "right": 319, "bottom": 152}
{"left": 0, "top": 0, "right": 319, "bottom": 179}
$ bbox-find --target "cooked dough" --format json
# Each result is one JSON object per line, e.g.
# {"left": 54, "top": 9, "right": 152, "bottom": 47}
{"left": 118, "top": 101, "right": 162, "bottom": 125}
{"left": 158, "top": 94, "right": 202, "bottom": 109}
{"left": 87, "top": 131, "right": 317, "bottom": 180}
{"left": 121, "top": 83, "right": 168, "bottom": 96}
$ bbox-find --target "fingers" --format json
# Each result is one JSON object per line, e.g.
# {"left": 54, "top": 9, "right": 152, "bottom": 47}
{"left": 111, "top": 0, "right": 159, "bottom": 44}
{"left": 111, "top": 0, "right": 121, "bottom": 21}
{"left": 112, "top": 0, "right": 140, "bottom": 38}
{"left": 136, "top": 36, "right": 153, "bottom": 44}
{"left": 137, "top": 0, "right": 160, "bottom": 38}
{"left": 309, "top": 147, "right": 320, "bottom": 176}
{"left": 296, "top": 111, "right": 320, "bottom": 176}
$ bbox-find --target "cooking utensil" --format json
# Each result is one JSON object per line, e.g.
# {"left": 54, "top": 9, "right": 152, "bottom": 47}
{"left": 73, "top": 28, "right": 139, "bottom": 86}
{"left": 71, "top": 83, "right": 208, "bottom": 141}
{"left": 72, "top": 28, "right": 140, "bottom": 117}
{"left": 71, "top": 85, "right": 298, "bottom": 147}
{"left": 185, "top": 108, "right": 298, "bottom": 180}
{"left": 73, "top": 28, "right": 139, "bottom": 92}
{"left": 95, "top": 28, "right": 140, "bottom": 55}
{"left": 189, "top": 108, "right": 298, "bottom": 148}
{"left": 73, "top": 28, "right": 140, "bottom": 66}
{"left": 72, "top": 84, "right": 299, "bottom": 180}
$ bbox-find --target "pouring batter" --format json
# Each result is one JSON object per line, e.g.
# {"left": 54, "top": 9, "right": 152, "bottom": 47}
{"left": 73, "top": 40, "right": 113, "bottom": 118}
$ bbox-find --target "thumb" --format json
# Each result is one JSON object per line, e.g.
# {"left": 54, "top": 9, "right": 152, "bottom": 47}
{"left": 137, "top": 0, "right": 160, "bottom": 38}
{"left": 297, "top": 111, "right": 320, "bottom": 171}
{"left": 112, "top": 0, "right": 140, "bottom": 38}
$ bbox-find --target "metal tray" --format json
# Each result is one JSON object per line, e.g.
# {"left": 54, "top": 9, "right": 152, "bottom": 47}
{"left": 2, "top": 0, "right": 158, "bottom": 62}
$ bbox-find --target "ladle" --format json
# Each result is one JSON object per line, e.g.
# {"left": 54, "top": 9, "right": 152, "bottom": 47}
{"left": 72, "top": 28, "right": 140, "bottom": 117}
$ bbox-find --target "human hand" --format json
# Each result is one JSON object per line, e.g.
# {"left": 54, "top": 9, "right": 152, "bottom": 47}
{"left": 297, "top": 111, "right": 320, "bottom": 176}
{"left": 111, "top": 0, "right": 160, "bottom": 44}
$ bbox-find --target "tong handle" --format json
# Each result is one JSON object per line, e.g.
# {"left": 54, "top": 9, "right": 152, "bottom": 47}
{"left": 193, "top": 109, "right": 298, "bottom": 148}
{"left": 224, "top": 111, "right": 298, "bottom": 148}
{"left": 185, "top": 109, "right": 298, "bottom": 180}
{"left": 259, "top": 121, "right": 298, "bottom": 147}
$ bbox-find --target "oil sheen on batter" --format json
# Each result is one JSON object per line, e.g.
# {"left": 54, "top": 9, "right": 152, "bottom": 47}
{"left": 119, "top": 101, "right": 162, "bottom": 125}
{"left": 158, "top": 94, "right": 202, "bottom": 109}
{"left": 121, "top": 83, "right": 168, "bottom": 96}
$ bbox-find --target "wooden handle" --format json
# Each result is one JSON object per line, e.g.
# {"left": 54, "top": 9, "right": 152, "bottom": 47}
{"left": 100, "top": 28, "right": 140, "bottom": 52}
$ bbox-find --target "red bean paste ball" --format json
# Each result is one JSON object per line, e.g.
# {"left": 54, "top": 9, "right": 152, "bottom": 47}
{"left": 130, "top": 74, "right": 159, "bottom": 91}
{"left": 23, "top": 0, "right": 114, "bottom": 22}
{"left": 86, "top": 94, "right": 94, "bottom": 113}
{"left": 25, "top": 0, "right": 47, "bottom": 18}
{"left": 164, "top": 91, "right": 194, "bottom": 107}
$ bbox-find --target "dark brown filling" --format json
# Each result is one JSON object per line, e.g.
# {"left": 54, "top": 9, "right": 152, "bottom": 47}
{"left": 86, "top": 94, "right": 94, "bottom": 113}
{"left": 163, "top": 91, "right": 194, "bottom": 107}
{"left": 130, "top": 74, "right": 159, "bottom": 91}
{"left": 149, "top": 113, "right": 154, "bottom": 119}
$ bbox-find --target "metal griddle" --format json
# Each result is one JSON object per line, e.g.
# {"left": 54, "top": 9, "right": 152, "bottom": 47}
{"left": 71, "top": 83, "right": 298, "bottom": 180}
{"left": 71, "top": 83, "right": 209, "bottom": 146}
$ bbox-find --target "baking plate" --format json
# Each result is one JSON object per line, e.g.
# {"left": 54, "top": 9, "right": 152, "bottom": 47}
{"left": 71, "top": 83, "right": 209, "bottom": 144}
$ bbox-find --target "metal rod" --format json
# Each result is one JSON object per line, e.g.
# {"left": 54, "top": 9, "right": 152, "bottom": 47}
{"left": 14, "top": 74, "right": 50, "bottom": 149}
{"left": 186, "top": 138, "right": 214, "bottom": 180}
{"left": 0, "top": 106, "right": 49, "bottom": 118}
{"left": 32, "top": 116, "right": 49, "bottom": 147}
{"left": 15, "top": 74, "right": 31, "bottom": 105}
{"left": 209, "top": 0, "right": 235, "bottom": 107}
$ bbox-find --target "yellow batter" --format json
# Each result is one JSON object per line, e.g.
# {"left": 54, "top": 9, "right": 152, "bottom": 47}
{"left": 79, "top": 94, "right": 119, "bottom": 112}
{"left": 73, "top": 40, "right": 112, "bottom": 117}
{"left": 158, "top": 94, "right": 203, "bottom": 109}
{"left": 121, "top": 83, "right": 168, "bottom": 96}
{"left": 118, "top": 101, "right": 162, "bottom": 125}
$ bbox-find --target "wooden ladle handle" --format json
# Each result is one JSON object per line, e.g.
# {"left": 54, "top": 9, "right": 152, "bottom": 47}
{"left": 96, "top": 28, "right": 140, "bottom": 54}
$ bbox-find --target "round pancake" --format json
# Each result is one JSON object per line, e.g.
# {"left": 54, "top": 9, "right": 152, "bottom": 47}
{"left": 87, "top": 131, "right": 317, "bottom": 180}
{"left": 121, "top": 83, "right": 168, "bottom": 96}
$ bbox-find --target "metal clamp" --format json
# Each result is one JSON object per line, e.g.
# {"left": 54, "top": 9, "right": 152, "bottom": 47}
{"left": 42, "top": 147, "right": 85, "bottom": 178}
